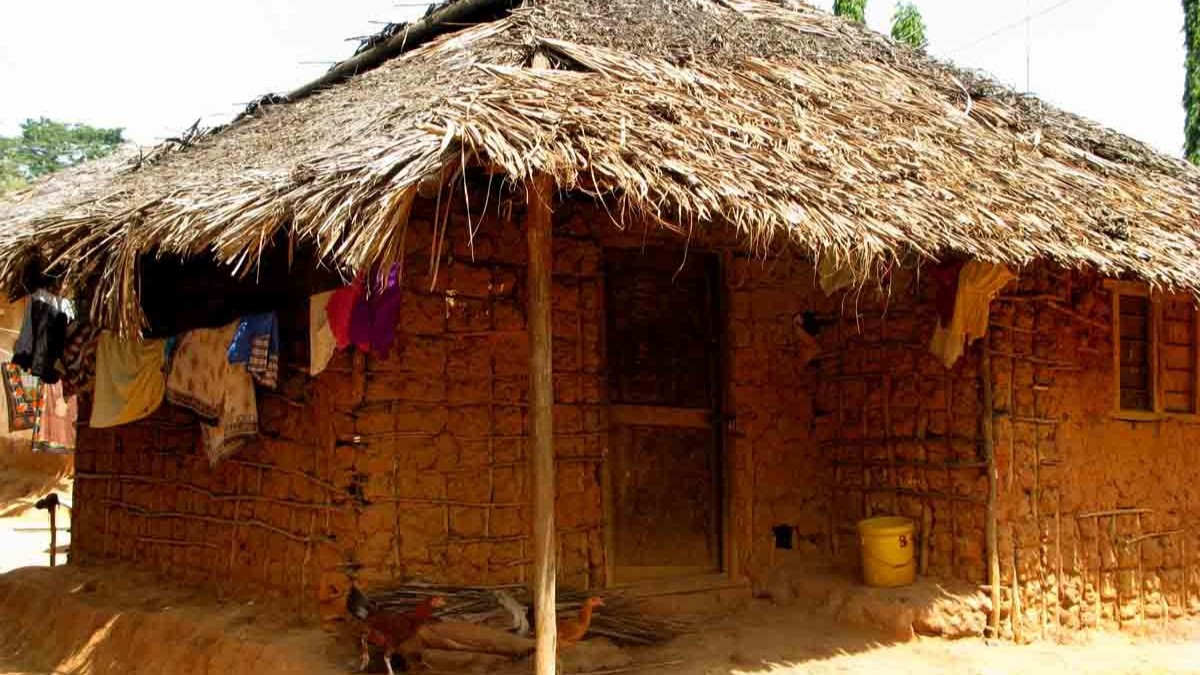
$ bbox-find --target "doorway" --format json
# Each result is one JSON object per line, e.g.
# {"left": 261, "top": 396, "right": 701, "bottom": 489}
{"left": 604, "top": 248, "right": 724, "bottom": 583}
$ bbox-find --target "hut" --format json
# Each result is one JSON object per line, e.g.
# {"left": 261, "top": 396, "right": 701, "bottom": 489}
{"left": 2, "top": 0, "right": 1200, "bottom": 652}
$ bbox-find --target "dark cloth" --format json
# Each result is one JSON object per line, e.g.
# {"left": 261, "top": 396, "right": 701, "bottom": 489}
{"left": 12, "top": 294, "right": 71, "bottom": 384}
{"left": 929, "top": 261, "right": 965, "bottom": 326}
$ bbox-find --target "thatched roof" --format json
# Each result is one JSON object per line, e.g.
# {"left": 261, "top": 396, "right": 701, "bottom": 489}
{"left": 4, "top": 0, "right": 1200, "bottom": 335}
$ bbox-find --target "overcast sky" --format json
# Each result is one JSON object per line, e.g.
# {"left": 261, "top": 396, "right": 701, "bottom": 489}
{"left": 0, "top": 1, "right": 1186, "bottom": 156}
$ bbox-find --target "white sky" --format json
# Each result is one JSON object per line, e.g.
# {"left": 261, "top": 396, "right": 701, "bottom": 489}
{"left": 0, "top": 0, "right": 1186, "bottom": 156}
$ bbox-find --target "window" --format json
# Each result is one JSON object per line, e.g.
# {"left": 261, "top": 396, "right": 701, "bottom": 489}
{"left": 1111, "top": 282, "right": 1200, "bottom": 417}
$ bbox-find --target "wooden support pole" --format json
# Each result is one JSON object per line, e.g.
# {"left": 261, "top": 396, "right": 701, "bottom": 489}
{"left": 982, "top": 344, "right": 1001, "bottom": 638}
{"left": 526, "top": 173, "right": 557, "bottom": 675}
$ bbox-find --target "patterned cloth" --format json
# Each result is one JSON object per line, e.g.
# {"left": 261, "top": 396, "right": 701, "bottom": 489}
{"left": 248, "top": 334, "right": 278, "bottom": 389}
{"left": 309, "top": 290, "right": 336, "bottom": 376}
{"left": 228, "top": 313, "right": 279, "bottom": 389}
{"left": 2, "top": 362, "right": 40, "bottom": 431}
{"left": 32, "top": 381, "right": 76, "bottom": 453}
{"left": 168, "top": 322, "right": 258, "bottom": 464}
{"left": 90, "top": 332, "right": 167, "bottom": 429}
{"left": 60, "top": 322, "right": 100, "bottom": 397}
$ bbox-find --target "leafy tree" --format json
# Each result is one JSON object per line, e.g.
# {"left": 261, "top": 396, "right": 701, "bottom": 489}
{"left": 833, "top": 0, "right": 867, "bottom": 24}
{"left": 0, "top": 118, "right": 125, "bottom": 190}
{"left": 891, "top": 2, "right": 928, "bottom": 49}
{"left": 1186, "top": 0, "right": 1200, "bottom": 162}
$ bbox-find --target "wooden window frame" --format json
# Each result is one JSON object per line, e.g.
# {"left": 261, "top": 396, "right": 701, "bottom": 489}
{"left": 1108, "top": 280, "right": 1200, "bottom": 421}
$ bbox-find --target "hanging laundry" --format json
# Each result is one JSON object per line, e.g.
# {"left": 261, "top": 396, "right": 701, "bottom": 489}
{"left": 309, "top": 290, "right": 337, "bottom": 376}
{"left": 817, "top": 256, "right": 858, "bottom": 297}
{"left": 12, "top": 291, "right": 75, "bottom": 384}
{"left": 927, "top": 261, "right": 966, "bottom": 326}
{"left": 326, "top": 278, "right": 364, "bottom": 350}
{"left": 2, "top": 363, "right": 40, "bottom": 431}
{"left": 228, "top": 313, "right": 279, "bottom": 389}
{"left": 60, "top": 322, "right": 100, "bottom": 397}
{"left": 348, "top": 266, "right": 404, "bottom": 359}
{"left": 168, "top": 322, "right": 258, "bottom": 464}
{"left": 90, "top": 332, "right": 167, "bottom": 429}
{"left": 32, "top": 382, "right": 76, "bottom": 454}
{"left": 929, "top": 261, "right": 1016, "bottom": 368}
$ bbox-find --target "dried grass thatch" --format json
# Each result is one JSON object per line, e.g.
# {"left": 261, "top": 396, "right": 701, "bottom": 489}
{"left": 3, "top": 0, "right": 1200, "bottom": 334}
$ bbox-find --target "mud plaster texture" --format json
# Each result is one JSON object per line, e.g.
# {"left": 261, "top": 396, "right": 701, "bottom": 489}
{"left": 65, "top": 189, "right": 1200, "bottom": 636}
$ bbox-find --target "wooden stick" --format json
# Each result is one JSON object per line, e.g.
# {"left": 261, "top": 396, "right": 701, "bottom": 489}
{"left": 1055, "top": 496, "right": 1063, "bottom": 634}
{"left": 1012, "top": 525, "right": 1022, "bottom": 642}
{"left": 48, "top": 504, "right": 57, "bottom": 567}
{"left": 526, "top": 169, "right": 557, "bottom": 675}
{"left": 982, "top": 343, "right": 1001, "bottom": 638}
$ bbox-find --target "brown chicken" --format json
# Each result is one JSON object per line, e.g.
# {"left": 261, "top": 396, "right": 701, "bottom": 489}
{"left": 557, "top": 596, "right": 604, "bottom": 650}
{"left": 347, "top": 587, "right": 445, "bottom": 675}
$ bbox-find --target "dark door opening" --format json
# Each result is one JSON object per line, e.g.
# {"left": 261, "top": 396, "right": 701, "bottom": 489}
{"left": 604, "top": 248, "right": 724, "bottom": 583}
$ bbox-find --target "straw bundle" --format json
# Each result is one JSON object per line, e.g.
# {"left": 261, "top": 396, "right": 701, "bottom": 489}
{"left": 361, "top": 584, "right": 687, "bottom": 646}
{"left": 2, "top": 0, "right": 1199, "bottom": 335}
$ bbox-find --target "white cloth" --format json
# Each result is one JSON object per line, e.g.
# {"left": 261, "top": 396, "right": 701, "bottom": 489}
{"left": 89, "top": 333, "right": 166, "bottom": 428}
{"left": 929, "top": 262, "right": 1016, "bottom": 368}
{"left": 310, "top": 291, "right": 337, "bottom": 376}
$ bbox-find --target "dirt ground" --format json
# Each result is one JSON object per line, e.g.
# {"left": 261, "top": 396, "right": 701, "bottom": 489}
{"left": 0, "top": 469, "right": 72, "bottom": 575}
{"left": 0, "top": 472, "right": 1198, "bottom": 674}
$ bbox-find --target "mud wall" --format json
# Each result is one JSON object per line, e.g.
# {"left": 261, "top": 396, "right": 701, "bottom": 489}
{"left": 812, "top": 270, "right": 988, "bottom": 585}
{"left": 989, "top": 266, "right": 1200, "bottom": 638}
{"left": 67, "top": 193, "right": 836, "bottom": 612}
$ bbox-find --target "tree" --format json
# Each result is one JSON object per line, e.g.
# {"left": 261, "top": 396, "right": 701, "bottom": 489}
{"left": 891, "top": 2, "right": 928, "bottom": 49}
{"left": 833, "top": 0, "right": 867, "bottom": 24}
{"left": 0, "top": 118, "right": 125, "bottom": 191}
{"left": 1185, "top": 0, "right": 1200, "bottom": 163}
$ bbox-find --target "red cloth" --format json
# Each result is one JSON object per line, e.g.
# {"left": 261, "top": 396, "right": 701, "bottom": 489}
{"left": 929, "top": 261, "right": 965, "bottom": 325}
{"left": 325, "top": 279, "right": 364, "bottom": 350}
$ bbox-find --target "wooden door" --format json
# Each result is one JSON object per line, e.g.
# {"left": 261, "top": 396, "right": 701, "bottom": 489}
{"left": 605, "top": 248, "right": 724, "bottom": 582}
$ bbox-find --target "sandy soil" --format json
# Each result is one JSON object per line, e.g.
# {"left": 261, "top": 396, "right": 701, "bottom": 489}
{"left": 0, "top": 470, "right": 1197, "bottom": 675}
{"left": 642, "top": 600, "right": 1200, "bottom": 675}
{"left": 0, "top": 470, "right": 71, "bottom": 575}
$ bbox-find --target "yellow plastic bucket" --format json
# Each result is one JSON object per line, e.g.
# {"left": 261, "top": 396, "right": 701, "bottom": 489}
{"left": 857, "top": 516, "right": 916, "bottom": 587}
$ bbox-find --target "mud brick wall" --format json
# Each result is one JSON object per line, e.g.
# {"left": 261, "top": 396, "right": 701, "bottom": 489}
{"left": 813, "top": 269, "right": 988, "bottom": 585}
{"left": 342, "top": 201, "right": 606, "bottom": 595}
{"left": 987, "top": 265, "right": 1200, "bottom": 639}
{"left": 70, "top": 357, "right": 348, "bottom": 617}
{"left": 725, "top": 254, "right": 828, "bottom": 582}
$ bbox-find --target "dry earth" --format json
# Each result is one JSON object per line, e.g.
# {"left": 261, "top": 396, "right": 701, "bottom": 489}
{"left": 0, "top": 471, "right": 1198, "bottom": 674}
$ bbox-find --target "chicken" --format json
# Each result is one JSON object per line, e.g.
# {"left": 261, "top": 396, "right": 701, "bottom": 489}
{"left": 556, "top": 596, "right": 604, "bottom": 650}
{"left": 347, "top": 587, "right": 445, "bottom": 675}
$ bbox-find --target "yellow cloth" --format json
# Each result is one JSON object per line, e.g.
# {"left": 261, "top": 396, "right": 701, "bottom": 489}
{"left": 310, "top": 290, "right": 337, "bottom": 376}
{"left": 818, "top": 256, "right": 857, "bottom": 296}
{"left": 929, "top": 261, "right": 1016, "bottom": 368}
{"left": 166, "top": 322, "right": 258, "bottom": 465}
{"left": 89, "top": 332, "right": 166, "bottom": 428}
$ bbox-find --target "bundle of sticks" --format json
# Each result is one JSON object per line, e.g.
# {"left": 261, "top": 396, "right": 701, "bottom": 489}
{"left": 361, "top": 584, "right": 687, "bottom": 646}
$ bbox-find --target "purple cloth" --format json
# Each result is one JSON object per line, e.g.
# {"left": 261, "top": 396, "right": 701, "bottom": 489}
{"left": 348, "top": 266, "right": 403, "bottom": 358}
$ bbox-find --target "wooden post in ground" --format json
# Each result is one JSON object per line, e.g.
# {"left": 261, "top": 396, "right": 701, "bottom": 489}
{"left": 526, "top": 173, "right": 557, "bottom": 675}
{"left": 35, "top": 493, "right": 60, "bottom": 567}
{"left": 982, "top": 343, "right": 1000, "bottom": 638}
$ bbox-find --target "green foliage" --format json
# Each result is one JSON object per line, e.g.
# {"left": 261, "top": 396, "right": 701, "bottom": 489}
{"left": 1185, "top": 0, "right": 1200, "bottom": 163}
{"left": 0, "top": 118, "right": 125, "bottom": 190}
{"left": 833, "top": 0, "right": 867, "bottom": 24}
{"left": 891, "top": 2, "right": 928, "bottom": 49}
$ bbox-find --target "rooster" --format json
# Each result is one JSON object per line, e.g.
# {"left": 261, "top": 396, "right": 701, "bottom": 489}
{"left": 347, "top": 587, "right": 445, "bottom": 674}
{"left": 556, "top": 596, "right": 604, "bottom": 650}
